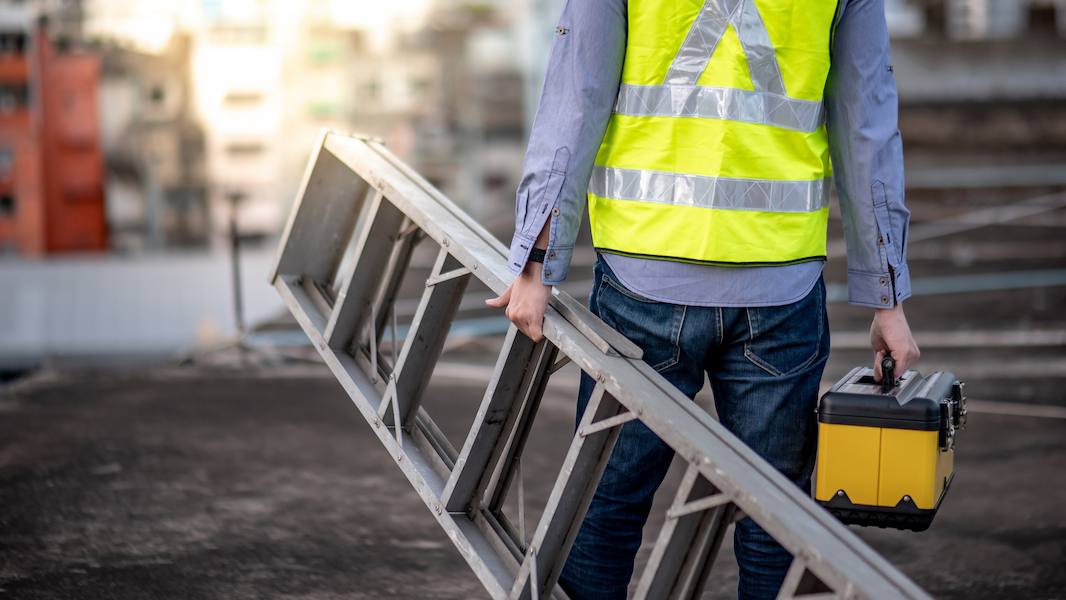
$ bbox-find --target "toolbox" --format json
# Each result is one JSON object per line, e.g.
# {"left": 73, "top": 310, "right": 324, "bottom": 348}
{"left": 815, "top": 357, "right": 966, "bottom": 531}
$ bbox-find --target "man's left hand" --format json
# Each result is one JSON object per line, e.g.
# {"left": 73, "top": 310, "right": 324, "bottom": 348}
{"left": 485, "top": 262, "right": 553, "bottom": 342}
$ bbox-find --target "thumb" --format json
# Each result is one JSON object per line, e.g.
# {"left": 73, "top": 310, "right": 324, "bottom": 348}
{"left": 485, "top": 284, "right": 512, "bottom": 308}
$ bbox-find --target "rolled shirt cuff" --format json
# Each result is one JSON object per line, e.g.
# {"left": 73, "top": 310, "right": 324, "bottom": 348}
{"left": 506, "top": 233, "right": 573, "bottom": 285}
{"left": 847, "top": 262, "right": 912, "bottom": 308}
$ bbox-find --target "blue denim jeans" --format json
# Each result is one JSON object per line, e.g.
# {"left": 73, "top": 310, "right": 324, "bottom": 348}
{"left": 558, "top": 255, "right": 830, "bottom": 600}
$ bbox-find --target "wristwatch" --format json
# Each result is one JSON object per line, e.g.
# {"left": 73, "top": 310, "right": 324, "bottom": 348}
{"left": 528, "top": 248, "right": 547, "bottom": 263}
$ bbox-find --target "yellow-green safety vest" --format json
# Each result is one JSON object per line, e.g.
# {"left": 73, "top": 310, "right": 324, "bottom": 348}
{"left": 588, "top": 0, "right": 839, "bottom": 266}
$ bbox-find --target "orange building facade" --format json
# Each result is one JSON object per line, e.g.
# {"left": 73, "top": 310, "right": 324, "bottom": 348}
{"left": 0, "top": 22, "right": 106, "bottom": 256}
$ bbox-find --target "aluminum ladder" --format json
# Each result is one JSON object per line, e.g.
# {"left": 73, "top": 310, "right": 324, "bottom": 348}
{"left": 270, "top": 130, "right": 932, "bottom": 600}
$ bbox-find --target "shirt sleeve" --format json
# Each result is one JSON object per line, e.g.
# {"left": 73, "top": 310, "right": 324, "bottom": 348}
{"left": 825, "top": 0, "right": 913, "bottom": 309}
{"left": 506, "top": 0, "right": 627, "bottom": 285}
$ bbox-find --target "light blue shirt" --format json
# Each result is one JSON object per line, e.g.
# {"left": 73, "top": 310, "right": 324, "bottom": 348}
{"left": 507, "top": 0, "right": 913, "bottom": 309}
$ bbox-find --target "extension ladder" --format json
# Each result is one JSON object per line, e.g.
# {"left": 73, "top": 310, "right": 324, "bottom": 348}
{"left": 270, "top": 131, "right": 932, "bottom": 600}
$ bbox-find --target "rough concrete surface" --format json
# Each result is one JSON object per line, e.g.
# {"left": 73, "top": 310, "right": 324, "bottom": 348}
{"left": 1, "top": 367, "right": 1064, "bottom": 599}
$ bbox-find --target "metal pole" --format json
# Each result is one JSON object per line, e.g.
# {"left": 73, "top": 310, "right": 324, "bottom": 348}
{"left": 228, "top": 190, "right": 245, "bottom": 339}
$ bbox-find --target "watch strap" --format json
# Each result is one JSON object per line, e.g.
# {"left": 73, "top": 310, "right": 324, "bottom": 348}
{"left": 528, "top": 247, "right": 547, "bottom": 263}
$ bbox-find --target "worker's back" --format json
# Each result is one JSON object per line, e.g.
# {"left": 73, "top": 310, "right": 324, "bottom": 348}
{"left": 588, "top": 0, "right": 838, "bottom": 267}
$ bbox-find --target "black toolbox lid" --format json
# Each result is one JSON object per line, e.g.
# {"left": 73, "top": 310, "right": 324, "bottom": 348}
{"left": 818, "top": 369, "right": 942, "bottom": 431}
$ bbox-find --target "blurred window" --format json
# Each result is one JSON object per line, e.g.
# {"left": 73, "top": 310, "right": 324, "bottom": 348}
{"left": 225, "top": 142, "right": 264, "bottom": 156}
{"left": 224, "top": 91, "right": 263, "bottom": 106}
{"left": 0, "top": 33, "right": 26, "bottom": 54}
{"left": 0, "top": 148, "right": 12, "bottom": 178}
{"left": 0, "top": 85, "right": 27, "bottom": 112}
{"left": 0, "top": 194, "right": 15, "bottom": 216}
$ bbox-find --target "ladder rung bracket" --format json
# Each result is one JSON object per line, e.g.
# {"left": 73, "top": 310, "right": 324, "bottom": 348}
{"left": 398, "top": 219, "right": 422, "bottom": 239}
{"left": 367, "top": 304, "right": 379, "bottom": 383}
{"left": 665, "top": 493, "right": 732, "bottom": 520}
{"left": 426, "top": 266, "right": 473, "bottom": 287}
{"left": 382, "top": 248, "right": 471, "bottom": 428}
{"left": 546, "top": 355, "right": 571, "bottom": 376}
{"left": 777, "top": 559, "right": 835, "bottom": 600}
{"left": 389, "top": 378, "right": 403, "bottom": 447}
{"left": 300, "top": 276, "right": 334, "bottom": 317}
{"left": 372, "top": 216, "right": 423, "bottom": 341}
{"left": 414, "top": 407, "right": 459, "bottom": 472}
{"left": 510, "top": 383, "right": 622, "bottom": 600}
{"left": 578, "top": 409, "right": 638, "bottom": 437}
{"left": 474, "top": 508, "right": 525, "bottom": 568}
{"left": 634, "top": 462, "right": 734, "bottom": 600}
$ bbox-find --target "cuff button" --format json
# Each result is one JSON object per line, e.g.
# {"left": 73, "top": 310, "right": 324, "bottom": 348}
{"left": 551, "top": 207, "right": 559, "bottom": 215}
{"left": 881, "top": 295, "right": 889, "bottom": 304}
{"left": 545, "top": 269, "right": 553, "bottom": 277}
{"left": 548, "top": 251, "right": 556, "bottom": 259}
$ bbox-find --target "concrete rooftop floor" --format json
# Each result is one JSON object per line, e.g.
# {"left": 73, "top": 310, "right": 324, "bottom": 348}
{"left": 1, "top": 366, "right": 1063, "bottom": 599}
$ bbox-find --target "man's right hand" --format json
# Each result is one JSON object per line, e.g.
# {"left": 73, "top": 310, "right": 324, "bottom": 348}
{"left": 485, "top": 261, "right": 553, "bottom": 342}
{"left": 869, "top": 302, "right": 920, "bottom": 381}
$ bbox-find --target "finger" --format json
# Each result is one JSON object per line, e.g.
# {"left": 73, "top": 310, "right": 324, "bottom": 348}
{"left": 529, "top": 321, "right": 543, "bottom": 343}
{"left": 485, "top": 285, "right": 512, "bottom": 308}
{"left": 873, "top": 349, "right": 885, "bottom": 382}
{"left": 895, "top": 348, "right": 917, "bottom": 375}
{"left": 517, "top": 321, "right": 535, "bottom": 342}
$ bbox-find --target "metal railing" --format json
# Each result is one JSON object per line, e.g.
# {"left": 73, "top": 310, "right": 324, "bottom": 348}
{"left": 270, "top": 130, "right": 932, "bottom": 600}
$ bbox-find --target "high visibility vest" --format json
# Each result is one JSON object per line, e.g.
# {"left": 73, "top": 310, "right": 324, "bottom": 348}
{"left": 588, "top": 0, "right": 839, "bottom": 266}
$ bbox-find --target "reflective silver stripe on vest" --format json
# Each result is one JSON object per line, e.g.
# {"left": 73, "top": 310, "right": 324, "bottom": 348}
{"left": 665, "top": 0, "right": 741, "bottom": 85}
{"left": 664, "top": 0, "right": 785, "bottom": 94}
{"left": 614, "top": 84, "right": 824, "bottom": 132}
{"left": 731, "top": 0, "right": 786, "bottom": 95}
{"left": 645, "top": 0, "right": 819, "bottom": 131}
{"left": 589, "top": 166, "right": 830, "bottom": 213}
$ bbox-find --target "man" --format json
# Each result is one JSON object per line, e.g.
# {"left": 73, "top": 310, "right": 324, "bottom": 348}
{"left": 486, "top": 0, "right": 919, "bottom": 597}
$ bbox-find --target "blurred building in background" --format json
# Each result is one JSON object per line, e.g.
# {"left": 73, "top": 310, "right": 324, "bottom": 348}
{"left": 0, "top": 3, "right": 106, "bottom": 256}
{"left": 98, "top": 32, "right": 208, "bottom": 252}
{"left": 192, "top": 0, "right": 285, "bottom": 247}
{"left": 1, "top": 0, "right": 1065, "bottom": 367}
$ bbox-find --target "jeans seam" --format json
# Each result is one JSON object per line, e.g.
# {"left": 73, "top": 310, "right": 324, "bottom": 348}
{"left": 742, "top": 285, "right": 823, "bottom": 378}
{"left": 715, "top": 307, "right": 723, "bottom": 346}
{"left": 596, "top": 272, "right": 683, "bottom": 373}
{"left": 655, "top": 305, "right": 686, "bottom": 373}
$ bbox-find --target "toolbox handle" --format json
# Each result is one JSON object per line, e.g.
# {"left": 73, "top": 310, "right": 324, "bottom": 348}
{"left": 881, "top": 355, "right": 897, "bottom": 392}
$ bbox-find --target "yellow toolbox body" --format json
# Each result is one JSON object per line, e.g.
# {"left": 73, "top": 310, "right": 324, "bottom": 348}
{"left": 815, "top": 364, "right": 966, "bottom": 531}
